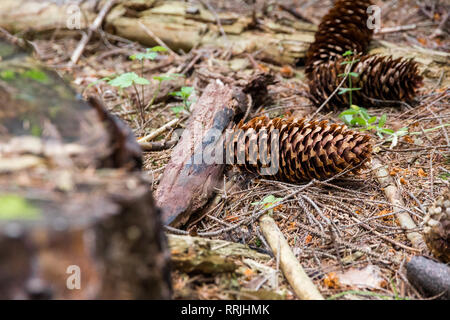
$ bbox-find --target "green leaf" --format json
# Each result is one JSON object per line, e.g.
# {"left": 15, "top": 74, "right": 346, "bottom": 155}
{"left": 343, "top": 50, "right": 353, "bottom": 57}
{"left": 378, "top": 114, "right": 387, "bottom": 128}
{"left": 181, "top": 86, "right": 194, "bottom": 98}
{"left": 359, "top": 108, "right": 370, "bottom": 120}
{"left": 0, "top": 195, "right": 42, "bottom": 220}
{"left": 87, "top": 76, "right": 112, "bottom": 88}
{"left": 338, "top": 88, "right": 351, "bottom": 95}
{"left": 368, "top": 116, "right": 377, "bottom": 124}
{"left": 341, "top": 114, "right": 353, "bottom": 125}
{"left": 348, "top": 72, "right": 359, "bottom": 78}
{"left": 108, "top": 72, "right": 149, "bottom": 88}
{"left": 134, "top": 77, "right": 151, "bottom": 85}
{"left": 0, "top": 70, "right": 15, "bottom": 80}
{"left": 169, "top": 91, "right": 183, "bottom": 97}
{"left": 251, "top": 194, "right": 282, "bottom": 209}
{"left": 379, "top": 128, "right": 395, "bottom": 135}
{"left": 153, "top": 73, "right": 183, "bottom": 82}
{"left": 339, "top": 109, "right": 358, "bottom": 117}
{"left": 22, "top": 69, "right": 48, "bottom": 84}
{"left": 350, "top": 117, "right": 367, "bottom": 126}
{"left": 150, "top": 46, "right": 168, "bottom": 52}
{"left": 171, "top": 106, "right": 185, "bottom": 116}
{"left": 130, "top": 51, "right": 158, "bottom": 61}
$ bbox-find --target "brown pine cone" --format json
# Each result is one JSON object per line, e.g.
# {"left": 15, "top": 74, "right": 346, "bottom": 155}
{"left": 423, "top": 188, "right": 450, "bottom": 263}
{"left": 305, "top": 0, "right": 374, "bottom": 76}
{"left": 308, "top": 54, "right": 423, "bottom": 109}
{"left": 227, "top": 116, "right": 372, "bottom": 183}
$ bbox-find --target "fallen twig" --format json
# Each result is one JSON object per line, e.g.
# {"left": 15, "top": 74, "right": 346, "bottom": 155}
{"left": 137, "top": 118, "right": 179, "bottom": 143}
{"left": 259, "top": 214, "right": 324, "bottom": 300}
{"left": 70, "top": 0, "right": 116, "bottom": 65}
{"left": 371, "top": 157, "right": 426, "bottom": 250}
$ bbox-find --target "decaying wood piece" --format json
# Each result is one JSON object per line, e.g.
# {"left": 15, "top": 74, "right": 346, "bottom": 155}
{"left": 371, "top": 157, "right": 426, "bottom": 250}
{"left": 0, "top": 0, "right": 316, "bottom": 65}
{"left": 105, "top": 1, "right": 316, "bottom": 65}
{"left": 0, "top": 0, "right": 97, "bottom": 34}
{"left": 406, "top": 256, "right": 450, "bottom": 299}
{"left": 259, "top": 215, "right": 324, "bottom": 300}
{"left": 168, "top": 234, "right": 270, "bottom": 274}
{"left": 155, "top": 74, "right": 275, "bottom": 227}
{"left": 0, "top": 38, "right": 170, "bottom": 299}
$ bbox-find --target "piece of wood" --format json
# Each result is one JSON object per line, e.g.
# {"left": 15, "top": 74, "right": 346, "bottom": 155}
{"left": 406, "top": 256, "right": 450, "bottom": 299}
{"left": 155, "top": 74, "right": 275, "bottom": 227}
{"left": 259, "top": 214, "right": 324, "bottom": 300}
{"left": 105, "top": 1, "right": 315, "bottom": 65}
{"left": 371, "top": 157, "right": 426, "bottom": 250}
{"left": 0, "top": 0, "right": 97, "bottom": 33}
{"left": 0, "top": 37, "right": 170, "bottom": 299}
{"left": 137, "top": 118, "right": 180, "bottom": 143}
{"left": 168, "top": 234, "right": 270, "bottom": 274}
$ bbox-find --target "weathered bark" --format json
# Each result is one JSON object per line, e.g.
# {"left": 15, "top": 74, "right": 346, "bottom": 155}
{"left": 0, "top": 38, "right": 170, "bottom": 299}
{"left": 155, "top": 73, "right": 275, "bottom": 227}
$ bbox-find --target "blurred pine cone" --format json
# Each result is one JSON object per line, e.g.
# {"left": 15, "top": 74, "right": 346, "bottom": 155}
{"left": 228, "top": 116, "right": 372, "bottom": 182}
{"left": 308, "top": 54, "right": 424, "bottom": 109}
{"left": 305, "top": 0, "right": 374, "bottom": 76}
{"left": 423, "top": 189, "right": 450, "bottom": 263}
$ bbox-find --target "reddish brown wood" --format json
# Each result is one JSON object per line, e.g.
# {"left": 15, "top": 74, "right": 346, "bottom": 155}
{"left": 155, "top": 74, "right": 275, "bottom": 227}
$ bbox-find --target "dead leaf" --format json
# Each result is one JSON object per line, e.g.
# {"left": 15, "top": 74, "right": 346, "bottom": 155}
{"left": 305, "top": 234, "right": 312, "bottom": 244}
{"left": 403, "top": 135, "right": 414, "bottom": 144}
{"left": 338, "top": 265, "right": 385, "bottom": 289}
{"left": 323, "top": 272, "right": 340, "bottom": 289}
{"left": 417, "top": 168, "right": 428, "bottom": 177}
{"left": 244, "top": 268, "right": 255, "bottom": 279}
{"left": 280, "top": 65, "right": 294, "bottom": 78}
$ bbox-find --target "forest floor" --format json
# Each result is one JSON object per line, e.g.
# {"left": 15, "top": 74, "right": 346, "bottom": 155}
{"left": 31, "top": 0, "right": 449, "bottom": 300}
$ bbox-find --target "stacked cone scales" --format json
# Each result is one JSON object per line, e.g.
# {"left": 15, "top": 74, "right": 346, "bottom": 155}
{"left": 308, "top": 54, "right": 424, "bottom": 108}
{"left": 305, "top": 0, "right": 423, "bottom": 109}
{"left": 423, "top": 188, "right": 450, "bottom": 263}
{"left": 305, "top": 0, "right": 374, "bottom": 76}
{"left": 228, "top": 116, "right": 372, "bottom": 183}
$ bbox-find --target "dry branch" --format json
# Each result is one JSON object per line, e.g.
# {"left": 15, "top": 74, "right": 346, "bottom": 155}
{"left": 259, "top": 214, "right": 324, "bottom": 300}
{"left": 371, "top": 157, "right": 426, "bottom": 250}
{"left": 70, "top": 0, "right": 117, "bottom": 65}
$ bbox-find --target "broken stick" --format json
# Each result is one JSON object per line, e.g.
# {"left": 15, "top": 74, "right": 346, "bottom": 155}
{"left": 70, "top": 0, "right": 117, "bottom": 65}
{"left": 259, "top": 214, "right": 324, "bottom": 300}
{"left": 371, "top": 157, "right": 426, "bottom": 250}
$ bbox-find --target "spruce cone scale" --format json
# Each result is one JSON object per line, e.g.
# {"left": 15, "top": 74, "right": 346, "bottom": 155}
{"left": 229, "top": 116, "right": 372, "bottom": 183}
{"left": 424, "top": 189, "right": 450, "bottom": 263}
{"left": 308, "top": 55, "right": 423, "bottom": 109}
{"left": 305, "top": 0, "right": 374, "bottom": 76}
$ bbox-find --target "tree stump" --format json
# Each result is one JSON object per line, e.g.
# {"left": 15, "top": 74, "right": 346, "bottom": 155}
{"left": 0, "top": 38, "right": 171, "bottom": 299}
